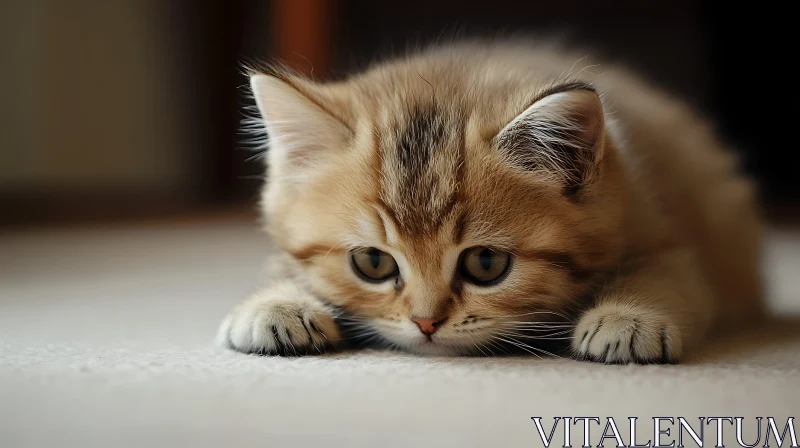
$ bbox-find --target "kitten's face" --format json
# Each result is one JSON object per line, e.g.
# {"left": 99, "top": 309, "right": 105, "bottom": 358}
{"left": 252, "top": 65, "right": 626, "bottom": 355}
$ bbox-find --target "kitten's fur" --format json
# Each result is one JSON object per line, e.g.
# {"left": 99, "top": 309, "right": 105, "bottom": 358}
{"left": 217, "top": 41, "right": 762, "bottom": 363}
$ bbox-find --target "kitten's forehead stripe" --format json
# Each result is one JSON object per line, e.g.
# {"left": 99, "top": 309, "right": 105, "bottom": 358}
{"left": 395, "top": 104, "right": 443, "bottom": 174}
{"left": 379, "top": 100, "right": 465, "bottom": 235}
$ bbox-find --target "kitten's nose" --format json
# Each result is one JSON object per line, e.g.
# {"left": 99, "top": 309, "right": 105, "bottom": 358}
{"left": 411, "top": 316, "right": 445, "bottom": 335}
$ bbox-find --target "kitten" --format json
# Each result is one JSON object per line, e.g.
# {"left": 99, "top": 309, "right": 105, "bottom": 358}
{"left": 216, "top": 40, "right": 763, "bottom": 363}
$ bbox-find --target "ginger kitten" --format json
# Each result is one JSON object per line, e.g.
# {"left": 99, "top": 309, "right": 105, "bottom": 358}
{"left": 217, "top": 41, "right": 763, "bottom": 363}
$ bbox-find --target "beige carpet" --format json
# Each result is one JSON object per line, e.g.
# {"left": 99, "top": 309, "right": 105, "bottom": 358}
{"left": 1, "top": 218, "right": 798, "bottom": 447}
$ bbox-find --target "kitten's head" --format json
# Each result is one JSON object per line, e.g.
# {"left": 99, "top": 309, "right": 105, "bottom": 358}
{"left": 249, "top": 52, "right": 628, "bottom": 355}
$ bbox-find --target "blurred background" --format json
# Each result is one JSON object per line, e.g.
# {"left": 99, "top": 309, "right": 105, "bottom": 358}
{"left": 0, "top": 0, "right": 794, "bottom": 227}
{"left": 1, "top": 5, "right": 798, "bottom": 439}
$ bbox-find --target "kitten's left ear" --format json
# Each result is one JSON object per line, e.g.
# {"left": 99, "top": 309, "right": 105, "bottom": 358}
{"left": 495, "top": 87, "right": 605, "bottom": 195}
{"left": 250, "top": 74, "right": 350, "bottom": 173}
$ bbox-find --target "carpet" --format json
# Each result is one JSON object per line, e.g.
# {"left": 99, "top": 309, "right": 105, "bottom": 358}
{"left": 1, "top": 218, "right": 798, "bottom": 447}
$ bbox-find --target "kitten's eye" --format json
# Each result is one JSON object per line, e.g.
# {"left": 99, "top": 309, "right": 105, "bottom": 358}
{"left": 350, "top": 248, "right": 399, "bottom": 282}
{"left": 460, "top": 247, "right": 511, "bottom": 285}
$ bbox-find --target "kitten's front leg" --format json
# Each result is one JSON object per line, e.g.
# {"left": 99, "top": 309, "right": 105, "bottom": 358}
{"left": 571, "top": 249, "right": 714, "bottom": 364}
{"left": 217, "top": 280, "right": 340, "bottom": 355}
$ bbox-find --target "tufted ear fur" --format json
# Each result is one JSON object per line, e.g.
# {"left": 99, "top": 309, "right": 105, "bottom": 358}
{"left": 494, "top": 87, "right": 605, "bottom": 196}
{"left": 250, "top": 74, "right": 350, "bottom": 177}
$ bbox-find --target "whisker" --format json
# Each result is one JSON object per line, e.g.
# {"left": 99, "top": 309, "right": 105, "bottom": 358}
{"left": 493, "top": 336, "right": 543, "bottom": 359}
{"left": 497, "top": 330, "right": 573, "bottom": 341}
{"left": 493, "top": 332, "right": 567, "bottom": 360}
{"left": 494, "top": 310, "right": 572, "bottom": 320}
{"left": 485, "top": 339, "right": 512, "bottom": 356}
{"left": 506, "top": 322, "right": 573, "bottom": 328}
{"left": 463, "top": 334, "right": 490, "bottom": 357}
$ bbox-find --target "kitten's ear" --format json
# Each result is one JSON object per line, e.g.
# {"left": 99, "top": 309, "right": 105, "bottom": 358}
{"left": 495, "top": 88, "right": 605, "bottom": 195}
{"left": 250, "top": 74, "right": 350, "bottom": 171}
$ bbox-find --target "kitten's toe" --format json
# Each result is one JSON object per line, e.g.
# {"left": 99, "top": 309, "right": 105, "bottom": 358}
{"left": 571, "top": 303, "right": 682, "bottom": 364}
{"left": 217, "top": 288, "right": 339, "bottom": 356}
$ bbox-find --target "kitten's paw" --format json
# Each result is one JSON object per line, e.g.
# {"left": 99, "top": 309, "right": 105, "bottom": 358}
{"left": 571, "top": 303, "right": 682, "bottom": 364}
{"left": 216, "top": 283, "right": 340, "bottom": 356}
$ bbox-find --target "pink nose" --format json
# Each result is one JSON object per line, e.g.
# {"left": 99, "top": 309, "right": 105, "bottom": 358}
{"left": 411, "top": 317, "right": 446, "bottom": 335}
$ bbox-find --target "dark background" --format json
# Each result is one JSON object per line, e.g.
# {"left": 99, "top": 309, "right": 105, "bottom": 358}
{"left": 1, "top": 0, "right": 793, "bottom": 227}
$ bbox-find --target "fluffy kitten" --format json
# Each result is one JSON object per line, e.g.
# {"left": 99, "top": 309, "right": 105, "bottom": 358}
{"left": 217, "top": 40, "right": 763, "bottom": 363}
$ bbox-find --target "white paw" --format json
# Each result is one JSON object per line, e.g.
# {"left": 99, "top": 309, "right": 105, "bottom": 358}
{"left": 571, "top": 303, "right": 682, "bottom": 364}
{"left": 217, "top": 282, "right": 340, "bottom": 356}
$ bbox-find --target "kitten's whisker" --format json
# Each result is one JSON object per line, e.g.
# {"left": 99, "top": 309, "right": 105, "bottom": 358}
{"left": 506, "top": 326, "right": 573, "bottom": 331}
{"left": 486, "top": 339, "right": 512, "bottom": 356}
{"left": 493, "top": 331, "right": 566, "bottom": 359}
{"left": 504, "top": 324, "right": 574, "bottom": 334}
{"left": 492, "top": 336, "right": 543, "bottom": 359}
{"left": 323, "top": 240, "right": 348, "bottom": 258}
{"left": 494, "top": 310, "right": 572, "bottom": 320}
{"left": 504, "top": 321, "right": 573, "bottom": 327}
{"left": 527, "top": 345, "right": 564, "bottom": 359}
{"left": 244, "top": 152, "right": 267, "bottom": 162}
{"left": 497, "top": 330, "right": 572, "bottom": 341}
{"left": 461, "top": 332, "right": 494, "bottom": 357}
{"left": 506, "top": 326, "right": 573, "bottom": 333}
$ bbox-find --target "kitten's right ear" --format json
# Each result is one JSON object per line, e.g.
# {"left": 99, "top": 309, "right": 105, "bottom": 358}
{"left": 250, "top": 74, "right": 350, "bottom": 170}
{"left": 494, "top": 87, "right": 605, "bottom": 196}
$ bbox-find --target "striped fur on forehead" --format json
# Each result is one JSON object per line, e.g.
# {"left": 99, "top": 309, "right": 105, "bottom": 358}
{"left": 378, "top": 99, "right": 466, "bottom": 234}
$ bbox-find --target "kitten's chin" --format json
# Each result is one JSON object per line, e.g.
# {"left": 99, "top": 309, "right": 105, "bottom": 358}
{"left": 366, "top": 322, "right": 483, "bottom": 356}
{"left": 393, "top": 335, "right": 477, "bottom": 356}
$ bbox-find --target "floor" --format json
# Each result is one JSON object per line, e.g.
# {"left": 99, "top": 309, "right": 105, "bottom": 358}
{"left": 1, "top": 218, "right": 798, "bottom": 447}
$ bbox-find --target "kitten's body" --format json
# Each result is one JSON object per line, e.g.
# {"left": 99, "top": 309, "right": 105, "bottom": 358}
{"left": 218, "top": 41, "right": 762, "bottom": 363}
